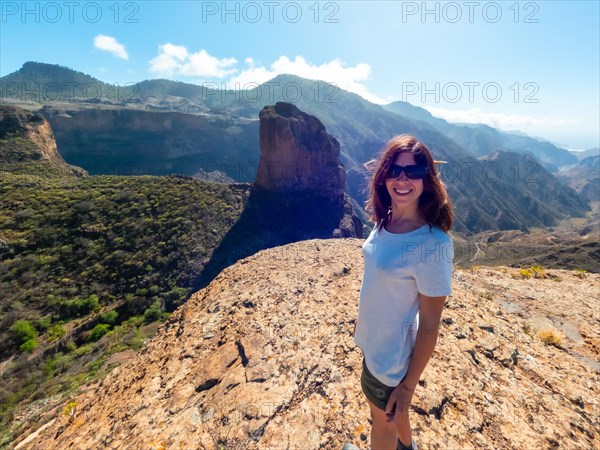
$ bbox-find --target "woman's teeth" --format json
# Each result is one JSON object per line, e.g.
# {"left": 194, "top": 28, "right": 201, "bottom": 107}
{"left": 394, "top": 188, "right": 412, "bottom": 195}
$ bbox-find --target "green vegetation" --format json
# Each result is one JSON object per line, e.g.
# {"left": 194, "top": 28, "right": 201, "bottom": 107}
{"left": 0, "top": 169, "right": 250, "bottom": 436}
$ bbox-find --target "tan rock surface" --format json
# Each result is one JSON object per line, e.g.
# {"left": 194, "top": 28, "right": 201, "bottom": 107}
{"left": 14, "top": 239, "right": 600, "bottom": 450}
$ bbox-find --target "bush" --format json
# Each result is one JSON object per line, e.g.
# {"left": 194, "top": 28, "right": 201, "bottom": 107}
{"left": 537, "top": 328, "right": 563, "bottom": 348}
{"left": 10, "top": 320, "right": 38, "bottom": 344}
{"left": 143, "top": 303, "right": 163, "bottom": 323}
{"left": 57, "top": 294, "right": 100, "bottom": 318}
{"left": 519, "top": 268, "right": 532, "bottom": 279}
{"left": 100, "top": 310, "right": 118, "bottom": 325}
{"left": 47, "top": 323, "right": 67, "bottom": 342}
{"left": 87, "top": 324, "right": 111, "bottom": 342}
{"left": 36, "top": 316, "right": 52, "bottom": 331}
{"left": 519, "top": 265, "right": 545, "bottom": 279}
{"left": 65, "top": 341, "right": 77, "bottom": 352}
{"left": 19, "top": 339, "right": 37, "bottom": 352}
{"left": 574, "top": 269, "right": 588, "bottom": 279}
{"left": 125, "top": 315, "right": 144, "bottom": 328}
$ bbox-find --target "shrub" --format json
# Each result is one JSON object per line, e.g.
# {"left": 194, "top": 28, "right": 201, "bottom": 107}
{"left": 36, "top": 316, "right": 52, "bottom": 331}
{"left": 574, "top": 269, "right": 588, "bottom": 279}
{"left": 100, "top": 310, "right": 118, "bottom": 325}
{"left": 65, "top": 341, "right": 77, "bottom": 352}
{"left": 57, "top": 294, "right": 100, "bottom": 317}
{"left": 10, "top": 319, "right": 38, "bottom": 344}
{"left": 87, "top": 324, "right": 111, "bottom": 342}
{"left": 531, "top": 265, "right": 546, "bottom": 279}
{"left": 125, "top": 315, "right": 144, "bottom": 328}
{"left": 537, "top": 328, "right": 563, "bottom": 348}
{"left": 19, "top": 339, "right": 38, "bottom": 352}
{"left": 143, "top": 303, "right": 163, "bottom": 324}
{"left": 63, "top": 401, "right": 77, "bottom": 416}
{"left": 519, "top": 265, "right": 546, "bottom": 279}
{"left": 72, "top": 344, "right": 94, "bottom": 357}
{"left": 47, "top": 323, "right": 67, "bottom": 342}
{"left": 519, "top": 268, "right": 532, "bottom": 279}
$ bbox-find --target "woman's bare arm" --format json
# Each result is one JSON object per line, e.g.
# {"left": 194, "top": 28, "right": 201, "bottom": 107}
{"left": 401, "top": 294, "right": 446, "bottom": 390}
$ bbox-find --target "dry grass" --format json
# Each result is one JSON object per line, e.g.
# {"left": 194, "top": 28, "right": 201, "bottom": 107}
{"left": 537, "top": 328, "right": 564, "bottom": 348}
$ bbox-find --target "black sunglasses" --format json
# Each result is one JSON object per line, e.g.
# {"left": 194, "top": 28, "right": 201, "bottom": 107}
{"left": 386, "top": 163, "right": 428, "bottom": 179}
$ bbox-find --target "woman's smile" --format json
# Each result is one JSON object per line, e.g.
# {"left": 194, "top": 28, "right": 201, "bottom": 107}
{"left": 392, "top": 187, "right": 414, "bottom": 196}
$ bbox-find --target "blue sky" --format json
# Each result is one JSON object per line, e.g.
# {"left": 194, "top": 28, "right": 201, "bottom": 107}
{"left": 2, "top": 1, "right": 599, "bottom": 149}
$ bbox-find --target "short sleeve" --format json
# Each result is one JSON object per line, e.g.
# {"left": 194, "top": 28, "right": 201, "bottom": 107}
{"left": 415, "top": 238, "right": 454, "bottom": 297}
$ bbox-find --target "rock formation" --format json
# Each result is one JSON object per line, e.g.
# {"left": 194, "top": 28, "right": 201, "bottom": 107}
{"left": 195, "top": 103, "right": 363, "bottom": 289}
{"left": 12, "top": 239, "right": 600, "bottom": 449}
{"left": 256, "top": 102, "right": 346, "bottom": 197}
{"left": 0, "top": 106, "right": 87, "bottom": 179}
{"left": 252, "top": 102, "right": 362, "bottom": 238}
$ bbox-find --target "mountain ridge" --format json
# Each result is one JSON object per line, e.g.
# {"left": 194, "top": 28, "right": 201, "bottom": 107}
{"left": 0, "top": 62, "right": 593, "bottom": 236}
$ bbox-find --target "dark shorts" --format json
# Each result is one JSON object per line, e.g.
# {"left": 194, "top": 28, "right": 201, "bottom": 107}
{"left": 360, "top": 356, "right": 399, "bottom": 412}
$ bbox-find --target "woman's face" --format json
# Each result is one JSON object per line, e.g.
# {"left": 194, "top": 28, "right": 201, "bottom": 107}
{"left": 385, "top": 152, "right": 424, "bottom": 209}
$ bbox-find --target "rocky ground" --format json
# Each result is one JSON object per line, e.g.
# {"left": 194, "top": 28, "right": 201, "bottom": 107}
{"left": 10, "top": 238, "right": 600, "bottom": 450}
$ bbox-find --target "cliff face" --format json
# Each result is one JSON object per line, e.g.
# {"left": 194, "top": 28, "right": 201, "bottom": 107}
{"left": 0, "top": 106, "right": 87, "bottom": 178}
{"left": 256, "top": 102, "right": 346, "bottom": 198}
{"left": 13, "top": 239, "right": 600, "bottom": 449}
{"left": 38, "top": 105, "right": 259, "bottom": 179}
{"left": 253, "top": 102, "right": 362, "bottom": 238}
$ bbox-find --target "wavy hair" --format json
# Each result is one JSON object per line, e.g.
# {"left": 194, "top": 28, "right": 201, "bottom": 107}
{"left": 364, "top": 134, "right": 453, "bottom": 233}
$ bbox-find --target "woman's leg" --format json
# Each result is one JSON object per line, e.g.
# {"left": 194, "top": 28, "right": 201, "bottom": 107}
{"left": 394, "top": 400, "right": 413, "bottom": 447}
{"left": 366, "top": 397, "right": 396, "bottom": 449}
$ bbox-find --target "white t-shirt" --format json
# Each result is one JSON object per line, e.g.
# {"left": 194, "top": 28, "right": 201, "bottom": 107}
{"left": 354, "top": 220, "right": 454, "bottom": 387}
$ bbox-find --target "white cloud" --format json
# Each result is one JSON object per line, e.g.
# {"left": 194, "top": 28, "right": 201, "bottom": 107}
{"left": 94, "top": 34, "right": 128, "bottom": 60}
{"left": 424, "top": 107, "right": 575, "bottom": 131}
{"left": 149, "top": 45, "right": 237, "bottom": 78}
{"left": 227, "top": 56, "right": 384, "bottom": 103}
{"left": 147, "top": 49, "right": 383, "bottom": 103}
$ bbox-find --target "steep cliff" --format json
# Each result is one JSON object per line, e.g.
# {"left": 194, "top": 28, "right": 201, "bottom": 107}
{"left": 38, "top": 105, "right": 258, "bottom": 179}
{"left": 0, "top": 106, "right": 87, "bottom": 179}
{"left": 256, "top": 102, "right": 346, "bottom": 197}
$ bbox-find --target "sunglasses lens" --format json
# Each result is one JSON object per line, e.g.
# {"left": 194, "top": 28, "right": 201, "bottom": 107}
{"left": 406, "top": 166, "right": 427, "bottom": 179}
{"left": 387, "top": 164, "right": 428, "bottom": 179}
{"left": 389, "top": 166, "right": 402, "bottom": 178}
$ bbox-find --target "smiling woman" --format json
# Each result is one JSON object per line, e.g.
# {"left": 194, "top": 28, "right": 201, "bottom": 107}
{"left": 353, "top": 134, "right": 455, "bottom": 450}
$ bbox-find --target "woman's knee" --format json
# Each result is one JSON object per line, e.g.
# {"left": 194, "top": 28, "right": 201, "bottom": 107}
{"left": 367, "top": 398, "right": 395, "bottom": 429}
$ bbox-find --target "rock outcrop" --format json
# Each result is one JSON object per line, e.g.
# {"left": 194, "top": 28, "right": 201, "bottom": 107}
{"left": 0, "top": 106, "right": 87, "bottom": 179}
{"left": 13, "top": 239, "right": 600, "bottom": 450}
{"left": 194, "top": 103, "right": 363, "bottom": 289}
{"left": 256, "top": 102, "right": 346, "bottom": 197}
{"left": 253, "top": 102, "right": 362, "bottom": 238}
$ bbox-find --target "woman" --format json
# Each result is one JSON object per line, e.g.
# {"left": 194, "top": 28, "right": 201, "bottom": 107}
{"left": 353, "top": 135, "right": 454, "bottom": 450}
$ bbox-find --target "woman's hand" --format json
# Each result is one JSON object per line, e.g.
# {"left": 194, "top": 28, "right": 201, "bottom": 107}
{"left": 385, "top": 382, "right": 415, "bottom": 424}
